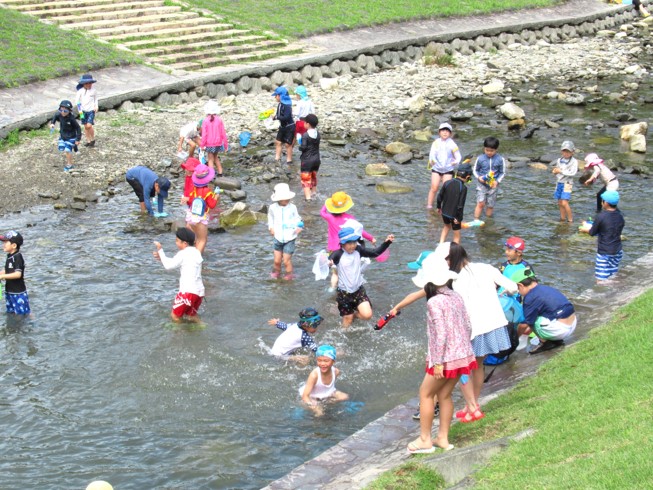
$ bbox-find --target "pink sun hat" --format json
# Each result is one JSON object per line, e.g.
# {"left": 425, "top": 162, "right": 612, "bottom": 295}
{"left": 191, "top": 163, "right": 215, "bottom": 187}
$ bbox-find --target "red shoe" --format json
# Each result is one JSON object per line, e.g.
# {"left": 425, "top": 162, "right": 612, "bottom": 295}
{"left": 455, "top": 409, "right": 468, "bottom": 419}
{"left": 460, "top": 410, "right": 485, "bottom": 423}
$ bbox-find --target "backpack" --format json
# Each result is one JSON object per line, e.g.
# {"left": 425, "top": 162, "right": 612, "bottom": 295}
{"left": 484, "top": 295, "right": 525, "bottom": 366}
{"left": 190, "top": 196, "right": 207, "bottom": 217}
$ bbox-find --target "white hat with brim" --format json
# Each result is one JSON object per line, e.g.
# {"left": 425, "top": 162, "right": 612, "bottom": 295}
{"left": 412, "top": 256, "right": 457, "bottom": 288}
{"left": 204, "top": 100, "right": 220, "bottom": 115}
{"left": 271, "top": 183, "right": 295, "bottom": 201}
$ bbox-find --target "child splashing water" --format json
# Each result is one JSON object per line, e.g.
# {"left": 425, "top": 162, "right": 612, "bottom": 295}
{"left": 299, "top": 345, "right": 348, "bottom": 416}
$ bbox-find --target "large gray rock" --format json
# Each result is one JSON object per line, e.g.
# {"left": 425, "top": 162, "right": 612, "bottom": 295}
{"left": 220, "top": 202, "right": 260, "bottom": 227}
{"left": 499, "top": 102, "right": 525, "bottom": 120}
{"left": 214, "top": 177, "right": 242, "bottom": 191}
{"left": 385, "top": 142, "right": 412, "bottom": 155}
{"left": 393, "top": 152, "right": 413, "bottom": 164}
{"left": 376, "top": 181, "right": 414, "bottom": 194}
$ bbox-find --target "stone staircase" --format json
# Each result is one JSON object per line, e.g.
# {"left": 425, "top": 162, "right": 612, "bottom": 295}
{"left": 1, "top": 0, "right": 302, "bottom": 72}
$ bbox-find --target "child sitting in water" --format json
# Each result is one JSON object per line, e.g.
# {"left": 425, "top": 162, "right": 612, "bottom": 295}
{"left": 153, "top": 228, "right": 204, "bottom": 323}
{"left": 268, "top": 308, "right": 322, "bottom": 363}
{"left": 299, "top": 345, "right": 348, "bottom": 416}
{"left": 329, "top": 222, "right": 394, "bottom": 327}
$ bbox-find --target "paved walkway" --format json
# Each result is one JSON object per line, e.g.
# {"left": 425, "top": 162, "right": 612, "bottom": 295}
{"left": 0, "top": 0, "right": 626, "bottom": 139}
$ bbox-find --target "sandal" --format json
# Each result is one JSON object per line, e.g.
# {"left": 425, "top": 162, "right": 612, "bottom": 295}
{"left": 460, "top": 409, "right": 485, "bottom": 423}
{"left": 407, "top": 441, "right": 435, "bottom": 455}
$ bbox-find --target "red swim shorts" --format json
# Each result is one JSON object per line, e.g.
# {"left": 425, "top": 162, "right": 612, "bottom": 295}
{"left": 172, "top": 292, "right": 203, "bottom": 317}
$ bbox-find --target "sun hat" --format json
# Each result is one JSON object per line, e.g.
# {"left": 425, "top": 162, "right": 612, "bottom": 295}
{"left": 338, "top": 227, "right": 361, "bottom": 244}
{"left": 505, "top": 236, "right": 526, "bottom": 252}
{"left": 433, "top": 241, "right": 451, "bottom": 261}
{"left": 298, "top": 307, "right": 323, "bottom": 328}
{"left": 325, "top": 191, "right": 354, "bottom": 213}
{"left": 511, "top": 267, "right": 536, "bottom": 284}
{"left": 601, "top": 190, "right": 620, "bottom": 205}
{"left": 0, "top": 230, "right": 23, "bottom": 247}
{"left": 59, "top": 100, "right": 73, "bottom": 111}
{"left": 304, "top": 114, "right": 318, "bottom": 128}
{"left": 584, "top": 153, "right": 603, "bottom": 167}
{"left": 86, "top": 482, "right": 113, "bottom": 490}
{"left": 155, "top": 177, "right": 171, "bottom": 198}
{"left": 407, "top": 250, "right": 433, "bottom": 270}
{"left": 412, "top": 259, "right": 458, "bottom": 288}
{"left": 561, "top": 140, "right": 575, "bottom": 152}
{"left": 272, "top": 86, "right": 292, "bottom": 105}
{"left": 438, "top": 122, "right": 453, "bottom": 132}
{"left": 340, "top": 218, "right": 363, "bottom": 238}
{"left": 271, "top": 182, "right": 295, "bottom": 201}
{"left": 294, "top": 85, "right": 308, "bottom": 100}
{"left": 175, "top": 227, "right": 196, "bottom": 245}
{"left": 204, "top": 100, "right": 220, "bottom": 115}
{"left": 192, "top": 163, "right": 215, "bottom": 187}
{"left": 76, "top": 73, "right": 97, "bottom": 90}
{"left": 181, "top": 157, "right": 201, "bottom": 172}
{"left": 316, "top": 344, "right": 336, "bottom": 360}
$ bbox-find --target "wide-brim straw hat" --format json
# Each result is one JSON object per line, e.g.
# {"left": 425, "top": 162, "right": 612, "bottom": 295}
{"left": 325, "top": 191, "right": 354, "bottom": 213}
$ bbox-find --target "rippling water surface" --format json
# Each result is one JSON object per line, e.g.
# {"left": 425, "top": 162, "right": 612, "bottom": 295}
{"left": 1, "top": 83, "right": 652, "bottom": 489}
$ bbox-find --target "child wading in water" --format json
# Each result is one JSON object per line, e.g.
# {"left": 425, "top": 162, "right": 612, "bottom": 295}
{"left": 50, "top": 100, "right": 82, "bottom": 171}
{"left": 182, "top": 163, "right": 219, "bottom": 255}
{"left": 299, "top": 345, "right": 348, "bottom": 416}
{"left": 268, "top": 308, "right": 322, "bottom": 363}
{"left": 427, "top": 123, "right": 461, "bottom": 210}
{"left": 472, "top": 136, "right": 505, "bottom": 220}
{"left": 0, "top": 231, "right": 31, "bottom": 316}
{"left": 200, "top": 100, "right": 228, "bottom": 176}
{"left": 436, "top": 163, "right": 472, "bottom": 244}
{"left": 329, "top": 222, "right": 393, "bottom": 327}
{"left": 268, "top": 183, "right": 303, "bottom": 280}
{"left": 581, "top": 153, "right": 619, "bottom": 214}
{"left": 153, "top": 228, "right": 204, "bottom": 323}
{"left": 299, "top": 114, "right": 321, "bottom": 201}
{"left": 552, "top": 140, "right": 578, "bottom": 223}
{"left": 75, "top": 74, "right": 99, "bottom": 147}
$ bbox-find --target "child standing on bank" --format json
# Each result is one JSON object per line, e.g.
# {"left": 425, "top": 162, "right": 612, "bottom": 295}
{"left": 427, "top": 123, "right": 462, "bottom": 210}
{"left": 329, "top": 224, "right": 394, "bottom": 327}
{"left": 0, "top": 231, "right": 30, "bottom": 315}
{"left": 582, "top": 190, "right": 625, "bottom": 283}
{"left": 182, "top": 163, "right": 219, "bottom": 255}
{"left": 552, "top": 140, "right": 578, "bottom": 223}
{"left": 436, "top": 163, "right": 472, "bottom": 244}
{"left": 200, "top": 101, "right": 228, "bottom": 177}
{"left": 272, "top": 87, "right": 296, "bottom": 164}
{"left": 472, "top": 137, "right": 505, "bottom": 220}
{"left": 50, "top": 100, "right": 82, "bottom": 171}
{"left": 299, "top": 114, "right": 321, "bottom": 201}
{"left": 153, "top": 228, "right": 204, "bottom": 323}
{"left": 75, "top": 74, "right": 99, "bottom": 147}
{"left": 268, "top": 183, "right": 303, "bottom": 280}
{"left": 268, "top": 307, "right": 322, "bottom": 361}
{"left": 299, "top": 345, "right": 349, "bottom": 416}
{"left": 581, "top": 153, "right": 619, "bottom": 214}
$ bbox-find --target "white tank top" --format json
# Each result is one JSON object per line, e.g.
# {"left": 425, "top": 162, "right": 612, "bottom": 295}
{"left": 299, "top": 366, "right": 336, "bottom": 400}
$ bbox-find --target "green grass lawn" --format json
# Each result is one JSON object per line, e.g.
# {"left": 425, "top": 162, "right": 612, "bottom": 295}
{"left": 0, "top": 8, "right": 136, "bottom": 88}
{"left": 369, "top": 288, "right": 653, "bottom": 489}
{"left": 183, "top": 0, "right": 560, "bottom": 38}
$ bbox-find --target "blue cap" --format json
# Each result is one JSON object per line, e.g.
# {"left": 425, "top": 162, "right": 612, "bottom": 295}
{"left": 294, "top": 85, "right": 308, "bottom": 100}
{"left": 407, "top": 250, "right": 433, "bottom": 270}
{"left": 338, "top": 227, "right": 360, "bottom": 244}
{"left": 316, "top": 345, "right": 336, "bottom": 360}
{"left": 601, "top": 190, "right": 619, "bottom": 205}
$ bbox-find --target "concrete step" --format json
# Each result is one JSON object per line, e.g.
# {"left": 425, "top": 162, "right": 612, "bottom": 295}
{"left": 135, "top": 35, "right": 268, "bottom": 56}
{"left": 167, "top": 43, "right": 299, "bottom": 70}
{"left": 2, "top": 0, "right": 140, "bottom": 10}
{"left": 62, "top": 11, "right": 197, "bottom": 30}
{"left": 101, "top": 21, "right": 231, "bottom": 41}
{"left": 45, "top": 6, "right": 183, "bottom": 25}
{"left": 21, "top": 0, "right": 168, "bottom": 19}
{"left": 121, "top": 29, "right": 251, "bottom": 48}
{"left": 151, "top": 39, "right": 287, "bottom": 64}
{"left": 22, "top": 1, "right": 165, "bottom": 17}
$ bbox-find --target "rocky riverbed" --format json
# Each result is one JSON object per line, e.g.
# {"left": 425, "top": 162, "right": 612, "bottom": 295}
{"left": 1, "top": 20, "right": 651, "bottom": 216}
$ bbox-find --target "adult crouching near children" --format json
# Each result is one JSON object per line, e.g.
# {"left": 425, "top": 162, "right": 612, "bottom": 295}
{"left": 125, "top": 166, "right": 171, "bottom": 217}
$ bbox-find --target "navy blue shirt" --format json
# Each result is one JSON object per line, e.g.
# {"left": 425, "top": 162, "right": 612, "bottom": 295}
{"left": 589, "top": 209, "right": 624, "bottom": 255}
{"left": 522, "top": 284, "right": 574, "bottom": 325}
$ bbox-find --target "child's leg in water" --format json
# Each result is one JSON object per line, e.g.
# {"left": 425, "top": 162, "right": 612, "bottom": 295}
{"left": 272, "top": 250, "right": 283, "bottom": 275}
{"left": 427, "top": 172, "right": 442, "bottom": 208}
{"left": 354, "top": 301, "right": 373, "bottom": 321}
{"left": 282, "top": 253, "right": 293, "bottom": 278}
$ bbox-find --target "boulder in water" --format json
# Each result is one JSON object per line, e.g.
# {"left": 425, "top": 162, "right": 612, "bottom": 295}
{"left": 620, "top": 122, "right": 648, "bottom": 140}
{"left": 375, "top": 180, "right": 413, "bottom": 194}
{"left": 220, "top": 202, "right": 260, "bottom": 227}
{"left": 385, "top": 142, "right": 412, "bottom": 155}
{"left": 365, "top": 163, "right": 392, "bottom": 176}
{"left": 629, "top": 134, "right": 647, "bottom": 153}
{"left": 499, "top": 102, "right": 525, "bottom": 120}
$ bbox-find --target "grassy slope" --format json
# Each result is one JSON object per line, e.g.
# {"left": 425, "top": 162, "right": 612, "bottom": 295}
{"left": 0, "top": 8, "right": 136, "bottom": 88}
{"left": 370, "top": 288, "right": 653, "bottom": 489}
{"left": 183, "top": 0, "right": 560, "bottom": 38}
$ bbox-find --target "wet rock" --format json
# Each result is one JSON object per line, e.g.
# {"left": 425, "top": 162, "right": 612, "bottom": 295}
{"left": 528, "top": 163, "right": 549, "bottom": 171}
{"left": 615, "top": 113, "right": 635, "bottom": 122}
{"left": 226, "top": 189, "right": 248, "bottom": 201}
{"left": 220, "top": 202, "right": 260, "bottom": 227}
{"left": 544, "top": 120, "right": 560, "bottom": 129}
{"left": 70, "top": 202, "right": 87, "bottom": 211}
{"left": 482, "top": 80, "right": 505, "bottom": 94}
{"left": 327, "top": 139, "right": 347, "bottom": 146}
{"left": 214, "top": 177, "right": 242, "bottom": 191}
{"left": 38, "top": 191, "right": 61, "bottom": 200}
{"left": 451, "top": 111, "right": 474, "bottom": 121}
{"left": 375, "top": 181, "right": 413, "bottom": 193}
{"left": 412, "top": 129, "right": 432, "bottom": 141}
{"left": 629, "top": 134, "right": 647, "bottom": 153}
{"left": 385, "top": 142, "right": 412, "bottom": 155}
{"left": 261, "top": 172, "right": 277, "bottom": 182}
{"left": 507, "top": 118, "right": 526, "bottom": 130}
{"left": 565, "top": 94, "right": 586, "bottom": 106}
{"left": 365, "top": 163, "right": 392, "bottom": 176}
{"left": 499, "top": 102, "right": 525, "bottom": 120}
{"left": 405, "top": 95, "right": 425, "bottom": 113}
{"left": 53, "top": 203, "right": 67, "bottom": 210}
{"left": 73, "top": 192, "right": 99, "bottom": 202}
{"left": 520, "top": 126, "right": 540, "bottom": 139}
{"left": 355, "top": 128, "right": 379, "bottom": 140}
{"left": 538, "top": 153, "right": 559, "bottom": 164}
{"left": 393, "top": 152, "right": 413, "bottom": 164}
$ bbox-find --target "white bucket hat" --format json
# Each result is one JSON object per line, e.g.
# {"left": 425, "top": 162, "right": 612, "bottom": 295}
{"left": 438, "top": 122, "right": 453, "bottom": 132}
{"left": 412, "top": 256, "right": 457, "bottom": 288}
{"left": 204, "top": 100, "right": 220, "bottom": 115}
{"left": 271, "top": 183, "right": 295, "bottom": 201}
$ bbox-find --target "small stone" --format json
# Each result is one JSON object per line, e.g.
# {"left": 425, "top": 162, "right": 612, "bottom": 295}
{"left": 393, "top": 152, "right": 413, "bottom": 164}
{"left": 451, "top": 111, "right": 474, "bottom": 121}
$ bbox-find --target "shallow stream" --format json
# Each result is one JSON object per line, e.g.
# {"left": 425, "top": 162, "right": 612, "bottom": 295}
{"left": 1, "top": 77, "right": 652, "bottom": 489}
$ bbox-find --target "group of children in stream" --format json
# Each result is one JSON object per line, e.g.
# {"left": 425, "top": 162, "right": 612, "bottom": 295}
{"left": 5, "top": 82, "right": 627, "bottom": 452}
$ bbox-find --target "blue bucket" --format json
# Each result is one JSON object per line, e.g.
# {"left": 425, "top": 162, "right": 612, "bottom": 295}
{"left": 239, "top": 131, "right": 252, "bottom": 148}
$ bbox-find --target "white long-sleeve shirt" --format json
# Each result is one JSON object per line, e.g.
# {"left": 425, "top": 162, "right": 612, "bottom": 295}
{"left": 267, "top": 202, "right": 302, "bottom": 243}
{"left": 428, "top": 137, "right": 461, "bottom": 173}
{"left": 157, "top": 246, "right": 204, "bottom": 296}
{"left": 75, "top": 87, "right": 98, "bottom": 112}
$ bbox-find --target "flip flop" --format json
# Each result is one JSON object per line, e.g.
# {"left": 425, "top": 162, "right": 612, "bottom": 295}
{"left": 407, "top": 442, "right": 435, "bottom": 455}
{"left": 435, "top": 443, "right": 454, "bottom": 451}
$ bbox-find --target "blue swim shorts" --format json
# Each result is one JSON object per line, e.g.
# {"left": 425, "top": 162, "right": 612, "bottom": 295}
{"left": 81, "top": 110, "right": 96, "bottom": 125}
{"left": 273, "top": 238, "right": 296, "bottom": 255}
{"left": 554, "top": 182, "right": 573, "bottom": 201}
{"left": 58, "top": 138, "right": 78, "bottom": 153}
{"left": 5, "top": 291, "right": 31, "bottom": 315}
